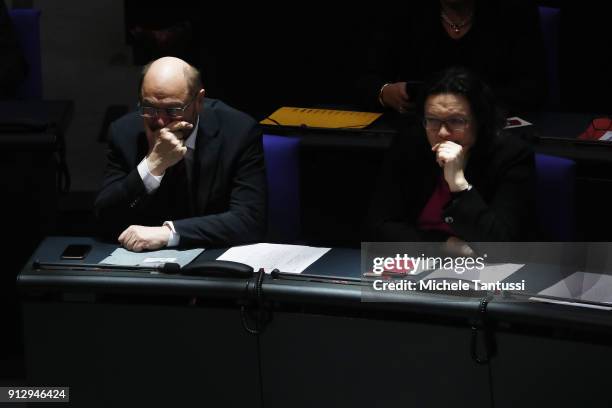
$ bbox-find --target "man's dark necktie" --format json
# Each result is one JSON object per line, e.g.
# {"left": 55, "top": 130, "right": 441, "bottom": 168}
{"left": 167, "top": 158, "right": 192, "bottom": 218}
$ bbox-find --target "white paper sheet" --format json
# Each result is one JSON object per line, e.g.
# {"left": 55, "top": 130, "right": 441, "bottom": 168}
{"left": 100, "top": 248, "right": 204, "bottom": 268}
{"left": 533, "top": 271, "right": 612, "bottom": 309}
{"left": 504, "top": 116, "right": 532, "bottom": 129}
{"left": 216, "top": 243, "right": 331, "bottom": 273}
{"left": 424, "top": 263, "right": 524, "bottom": 283}
{"left": 529, "top": 297, "right": 612, "bottom": 311}
{"left": 600, "top": 131, "right": 612, "bottom": 141}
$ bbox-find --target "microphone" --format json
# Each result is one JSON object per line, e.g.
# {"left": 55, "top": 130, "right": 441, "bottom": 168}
{"left": 181, "top": 260, "right": 253, "bottom": 278}
{"left": 33, "top": 260, "right": 181, "bottom": 274}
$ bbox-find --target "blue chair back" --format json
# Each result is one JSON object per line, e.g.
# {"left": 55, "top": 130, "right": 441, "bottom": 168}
{"left": 535, "top": 154, "right": 575, "bottom": 241}
{"left": 263, "top": 135, "right": 301, "bottom": 243}
{"left": 538, "top": 6, "right": 560, "bottom": 108}
{"left": 8, "top": 8, "right": 42, "bottom": 99}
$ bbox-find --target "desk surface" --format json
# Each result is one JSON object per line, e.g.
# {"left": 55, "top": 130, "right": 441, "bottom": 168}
{"left": 18, "top": 237, "right": 612, "bottom": 335}
{"left": 19, "top": 237, "right": 612, "bottom": 408}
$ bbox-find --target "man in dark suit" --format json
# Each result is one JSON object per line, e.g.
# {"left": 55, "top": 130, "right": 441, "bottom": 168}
{"left": 95, "top": 56, "right": 266, "bottom": 251}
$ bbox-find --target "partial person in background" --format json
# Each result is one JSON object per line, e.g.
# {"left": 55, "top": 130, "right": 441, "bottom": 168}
{"left": 124, "top": 0, "right": 200, "bottom": 67}
{"left": 0, "top": 0, "right": 27, "bottom": 98}
{"left": 368, "top": 67, "right": 535, "bottom": 245}
{"left": 95, "top": 56, "right": 267, "bottom": 250}
{"left": 357, "top": 0, "right": 547, "bottom": 115}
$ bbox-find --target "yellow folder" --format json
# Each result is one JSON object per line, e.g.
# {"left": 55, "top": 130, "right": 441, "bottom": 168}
{"left": 260, "top": 107, "right": 382, "bottom": 129}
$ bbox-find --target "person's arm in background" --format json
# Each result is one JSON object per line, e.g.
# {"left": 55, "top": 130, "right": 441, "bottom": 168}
{"left": 354, "top": 13, "right": 412, "bottom": 113}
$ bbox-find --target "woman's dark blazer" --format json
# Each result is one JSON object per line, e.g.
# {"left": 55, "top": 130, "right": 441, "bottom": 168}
{"left": 368, "top": 126, "right": 536, "bottom": 242}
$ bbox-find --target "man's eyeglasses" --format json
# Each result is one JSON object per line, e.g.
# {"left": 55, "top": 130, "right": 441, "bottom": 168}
{"left": 423, "top": 117, "right": 469, "bottom": 133}
{"left": 138, "top": 97, "right": 196, "bottom": 119}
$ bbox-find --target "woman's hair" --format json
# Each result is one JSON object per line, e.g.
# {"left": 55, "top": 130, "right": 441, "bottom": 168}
{"left": 417, "top": 66, "right": 506, "bottom": 150}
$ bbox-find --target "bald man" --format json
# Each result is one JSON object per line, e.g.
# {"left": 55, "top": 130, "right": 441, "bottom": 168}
{"left": 95, "top": 57, "right": 267, "bottom": 250}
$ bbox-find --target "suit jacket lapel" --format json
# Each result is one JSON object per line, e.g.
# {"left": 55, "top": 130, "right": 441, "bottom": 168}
{"left": 194, "top": 109, "right": 222, "bottom": 214}
{"left": 136, "top": 131, "right": 149, "bottom": 166}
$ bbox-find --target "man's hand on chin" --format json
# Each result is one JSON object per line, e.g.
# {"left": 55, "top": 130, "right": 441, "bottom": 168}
{"left": 118, "top": 225, "right": 171, "bottom": 252}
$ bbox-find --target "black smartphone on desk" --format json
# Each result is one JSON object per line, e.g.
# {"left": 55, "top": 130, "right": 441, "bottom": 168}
{"left": 60, "top": 244, "right": 92, "bottom": 260}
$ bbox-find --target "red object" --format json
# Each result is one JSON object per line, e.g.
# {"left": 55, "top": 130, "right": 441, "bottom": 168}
{"left": 506, "top": 118, "right": 521, "bottom": 127}
{"left": 578, "top": 117, "right": 612, "bottom": 141}
{"left": 417, "top": 174, "right": 454, "bottom": 235}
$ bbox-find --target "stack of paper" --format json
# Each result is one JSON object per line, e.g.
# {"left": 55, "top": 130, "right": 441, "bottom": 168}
{"left": 217, "top": 243, "right": 331, "bottom": 274}
{"left": 100, "top": 248, "right": 204, "bottom": 268}
{"left": 260, "top": 107, "right": 382, "bottom": 129}
{"left": 531, "top": 272, "right": 612, "bottom": 310}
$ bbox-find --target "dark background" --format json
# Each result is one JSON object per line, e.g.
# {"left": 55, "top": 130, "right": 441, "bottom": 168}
{"left": 122, "top": 0, "right": 612, "bottom": 119}
{"left": 2, "top": 0, "right": 612, "bottom": 387}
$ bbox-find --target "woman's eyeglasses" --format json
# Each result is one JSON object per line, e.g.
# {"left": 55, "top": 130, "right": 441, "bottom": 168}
{"left": 423, "top": 117, "right": 469, "bottom": 133}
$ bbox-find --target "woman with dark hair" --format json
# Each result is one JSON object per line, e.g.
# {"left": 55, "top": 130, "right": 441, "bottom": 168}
{"left": 368, "top": 67, "right": 535, "bottom": 244}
